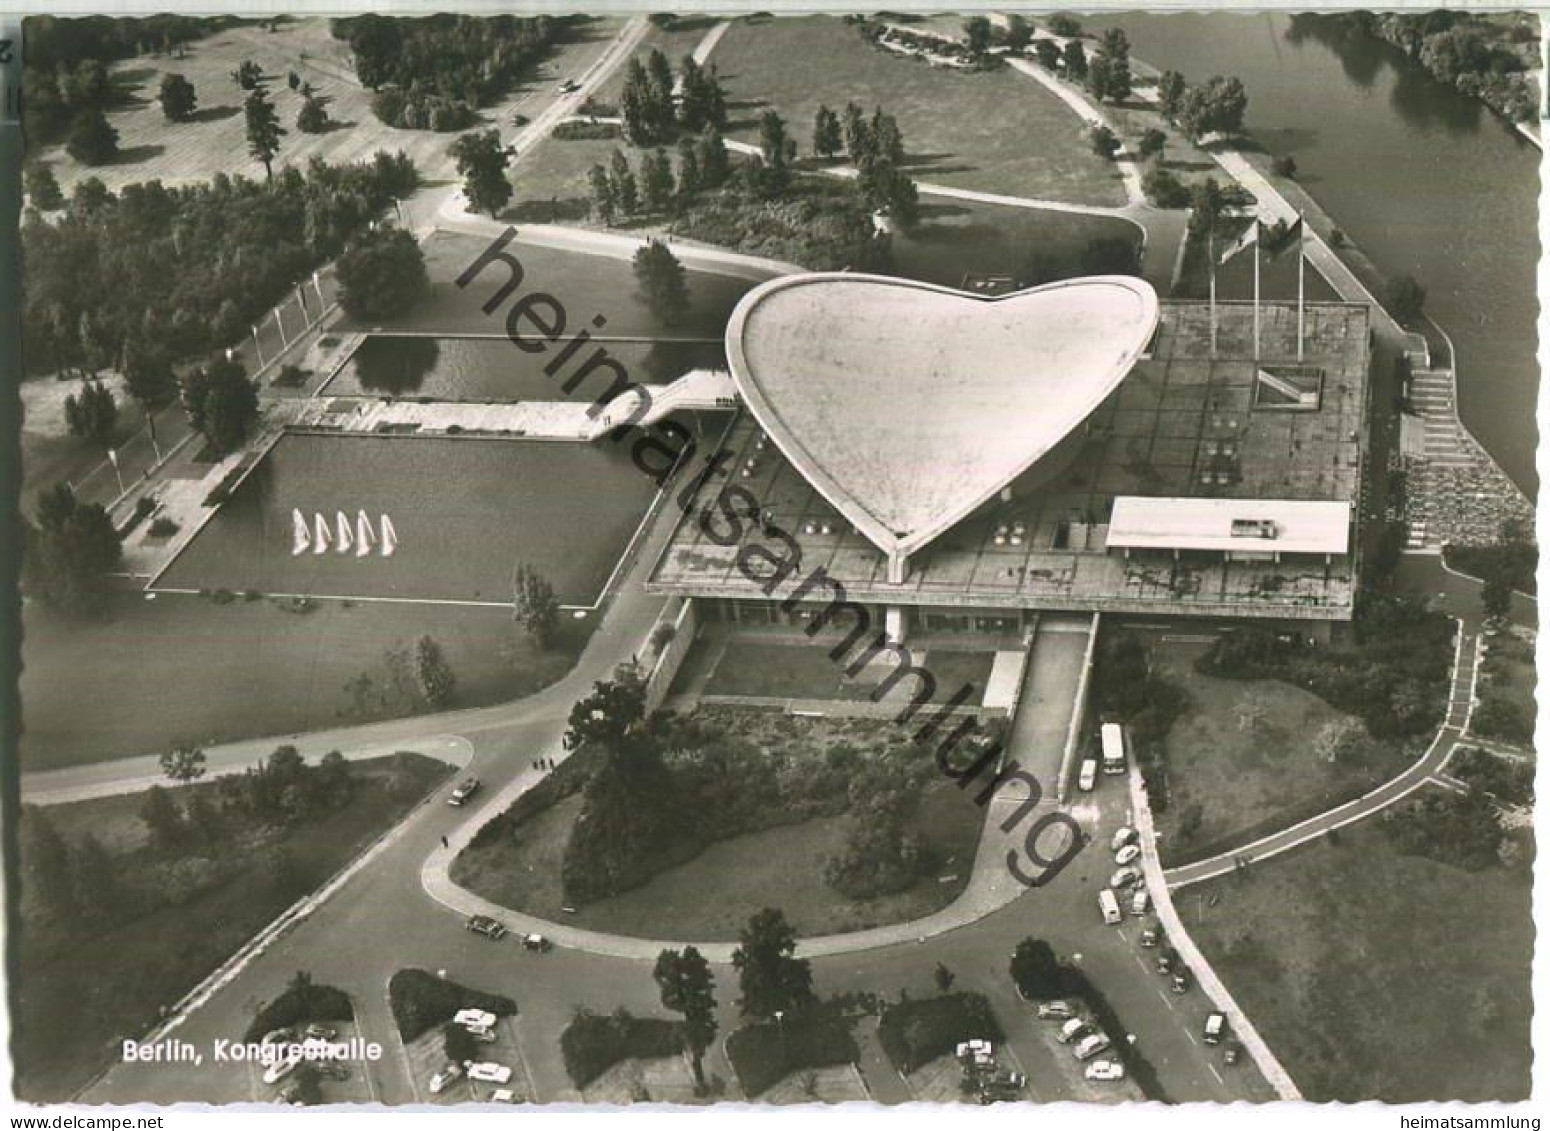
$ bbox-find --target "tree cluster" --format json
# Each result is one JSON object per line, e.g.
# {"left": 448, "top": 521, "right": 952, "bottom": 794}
{"left": 588, "top": 132, "right": 731, "bottom": 225}
{"left": 22, "top": 151, "right": 418, "bottom": 377}
{"left": 342, "top": 635, "right": 459, "bottom": 718}
{"left": 619, "top": 49, "right": 728, "bottom": 147}
{"left": 822, "top": 760, "right": 935, "bottom": 898}
{"left": 336, "top": 14, "right": 570, "bottom": 129}
{"left": 1368, "top": 12, "right": 1539, "bottom": 122}
{"left": 1155, "top": 69, "right": 1249, "bottom": 141}
{"left": 337, "top": 226, "right": 430, "bottom": 323}
{"left": 63, "top": 379, "right": 118, "bottom": 447}
{"left": 23, "top": 483, "right": 122, "bottom": 618}
{"left": 1382, "top": 789, "right": 1507, "bottom": 871}
{"left": 180, "top": 355, "right": 258, "bottom": 455}
{"left": 1086, "top": 28, "right": 1133, "bottom": 103}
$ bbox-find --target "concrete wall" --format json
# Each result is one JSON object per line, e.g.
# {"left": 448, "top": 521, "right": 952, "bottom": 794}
{"left": 1055, "top": 611, "right": 1101, "bottom": 803}
{"left": 641, "top": 596, "right": 697, "bottom": 714}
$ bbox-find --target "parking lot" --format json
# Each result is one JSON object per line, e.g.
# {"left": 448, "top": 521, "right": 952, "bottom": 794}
{"left": 402, "top": 1014, "right": 534, "bottom": 1105}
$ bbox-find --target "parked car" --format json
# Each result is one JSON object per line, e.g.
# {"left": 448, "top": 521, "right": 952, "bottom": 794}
{"left": 1114, "top": 843, "right": 1141, "bottom": 866}
{"left": 1139, "top": 927, "right": 1161, "bottom": 949}
{"left": 455, "top": 1009, "right": 498, "bottom": 1030}
{"left": 1171, "top": 969, "right": 1193, "bottom": 995}
{"left": 490, "top": 1088, "right": 519, "bottom": 1103}
{"left": 1078, "top": 758, "right": 1098, "bottom": 792}
{"left": 1130, "top": 887, "right": 1151, "bottom": 916}
{"left": 1108, "top": 865, "right": 1142, "bottom": 889}
{"left": 466, "top": 1024, "right": 498, "bottom": 1043}
{"left": 1085, "top": 1059, "right": 1126, "bottom": 1081}
{"left": 468, "top": 1062, "right": 514, "bottom": 1084}
{"left": 448, "top": 777, "right": 481, "bottom": 806}
{"left": 1204, "top": 1012, "right": 1227, "bottom": 1045}
{"left": 466, "top": 915, "right": 507, "bottom": 940}
{"left": 558, "top": 79, "right": 580, "bottom": 93}
{"left": 303, "top": 1023, "right": 337, "bottom": 1040}
{"left": 1074, "top": 1033, "right": 1112, "bottom": 1061}
{"left": 522, "top": 933, "right": 552, "bottom": 952}
{"left": 1156, "top": 947, "right": 1178, "bottom": 975}
{"left": 1110, "top": 827, "right": 1137, "bottom": 852}
{"left": 1036, "top": 1001, "right": 1076, "bottom": 1020}
{"left": 429, "top": 1064, "right": 463, "bottom": 1094}
{"left": 1223, "top": 1042, "right": 1243, "bottom": 1067}
{"left": 1057, "top": 1018, "right": 1090, "bottom": 1045}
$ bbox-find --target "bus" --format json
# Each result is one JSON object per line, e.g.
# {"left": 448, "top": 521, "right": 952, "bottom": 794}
{"left": 1098, "top": 888, "right": 1122, "bottom": 926}
{"left": 1100, "top": 723, "right": 1127, "bottom": 776}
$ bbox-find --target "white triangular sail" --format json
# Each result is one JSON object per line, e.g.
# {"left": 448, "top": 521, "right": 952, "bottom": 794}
{"left": 313, "top": 512, "right": 331, "bottom": 554}
{"left": 379, "top": 514, "right": 398, "bottom": 557}
{"left": 336, "top": 511, "right": 353, "bottom": 555}
{"left": 356, "top": 510, "right": 376, "bottom": 557}
{"left": 292, "top": 509, "right": 310, "bottom": 555}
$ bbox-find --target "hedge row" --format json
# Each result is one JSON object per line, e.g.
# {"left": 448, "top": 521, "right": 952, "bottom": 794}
{"left": 724, "top": 1007, "right": 859, "bottom": 1097}
{"left": 559, "top": 1009, "right": 682, "bottom": 1088}
{"left": 387, "top": 969, "right": 517, "bottom": 1044}
{"left": 876, "top": 992, "right": 1003, "bottom": 1076}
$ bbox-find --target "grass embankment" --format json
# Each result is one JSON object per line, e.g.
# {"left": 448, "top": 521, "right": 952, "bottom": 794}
{"left": 703, "top": 639, "right": 995, "bottom": 704}
{"left": 1191, "top": 819, "right": 1532, "bottom": 1101}
{"left": 451, "top": 708, "right": 989, "bottom": 940}
{"left": 14, "top": 752, "right": 452, "bottom": 1100}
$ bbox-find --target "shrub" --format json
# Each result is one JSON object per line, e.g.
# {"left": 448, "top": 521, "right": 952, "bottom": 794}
{"left": 725, "top": 1006, "right": 859, "bottom": 1097}
{"left": 147, "top": 516, "right": 180, "bottom": 538}
{"left": 243, "top": 977, "right": 354, "bottom": 1042}
{"left": 877, "top": 992, "right": 1002, "bottom": 1075}
{"left": 559, "top": 1008, "right": 681, "bottom": 1087}
{"left": 1271, "top": 154, "right": 1298, "bottom": 178}
{"left": 1142, "top": 166, "right": 1190, "bottom": 208}
{"left": 387, "top": 969, "right": 517, "bottom": 1043}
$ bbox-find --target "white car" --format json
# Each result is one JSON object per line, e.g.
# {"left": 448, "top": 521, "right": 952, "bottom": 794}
{"left": 1057, "top": 1017, "right": 1090, "bottom": 1045}
{"left": 1085, "top": 1059, "right": 1126, "bottom": 1081}
{"left": 429, "top": 1064, "right": 463, "bottom": 1094}
{"left": 490, "top": 1089, "right": 519, "bottom": 1103}
{"left": 1110, "top": 827, "right": 1137, "bottom": 852}
{"left": 1109, "top": 865, "right": 1142, "bottom": 889}
{"left": 1074, "top": 1033, "right": 1112, "bottom": 1061}
{"left": 466, "top": 1023, "right": 498, "bottom": 1043}
{"left": 1114, "top": 843, "right": 1141, "bottom": 866}
{"left": 1036, "top": 1001, "right": 1076, "bottom": 1021}
{"left": 468, "top": 1062, "right": 513, "bottom": 1084}
{"left": 455, "top": 1009, "right": 498, "bottom": 1030}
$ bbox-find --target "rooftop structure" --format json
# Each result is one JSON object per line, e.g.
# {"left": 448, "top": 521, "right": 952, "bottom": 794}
{"left": 1106, "top": 497, "right": 1352, "bottom": 557}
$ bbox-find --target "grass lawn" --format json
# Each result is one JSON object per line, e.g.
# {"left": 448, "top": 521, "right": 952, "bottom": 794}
{"left": 1474, "top": 629, "right": 1536, "bottom": 747}
{"left": 14, "top": 752, "right": 453, "bottom": 1101}
{"left": 20, "top": 592, "right": 582, "bottom": 769}
{"left": 1189, "top": 818, "right": 1532, "bottom": 1101}
{"left": 1151, "top": 642, "right": 1412, "bottom": 867}
{"left": 709, "top": 15, "right": 1126, "bottom": 205}
{"left": 703, "top": 639, "right": 996, "bottom": 705}
{"left": 451, "top": 709, "right": 988, "bottom": 940}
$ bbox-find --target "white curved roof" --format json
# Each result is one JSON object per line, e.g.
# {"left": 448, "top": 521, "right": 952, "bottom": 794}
{"left": 726, "top": 272, "right": 1160, "bottom": 561}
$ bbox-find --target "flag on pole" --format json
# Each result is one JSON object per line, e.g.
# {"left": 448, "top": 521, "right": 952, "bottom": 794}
{"left": 1216, "top": 217, "right": 1259, "bottom": 265}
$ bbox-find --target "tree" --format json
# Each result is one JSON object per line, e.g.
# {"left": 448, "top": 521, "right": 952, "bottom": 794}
{"left": 69, "top": 832, "right": 119, "bottom": 914}
{"left": 645, "top": 49, "right": 676, "bottom": 138}
{"left": 1271, "top": 154, "right": 1298, "bottom": 178}
{"left": 1387, "top": 274, "right": 1427, "bottom": 324}
{"left": 1176, "top": 75, "right": 1248, "bottom": 141}
{"left": 856, "top": 157, "right": 919, "bottom": 230}
{"left": 443, "top": 1021, "right": 478, "bottom": 1065}
{"left": 675, "top": 135, "right": 702, "bottom": 200}
{"left": 869, "top": 109, "right": 905, "bottom": 165}
{"left": 161, "top": 744, "right": 208, "bottom": 784}
{"left": 1312, "top": 718, "right": 1364, "bottom": 764}
{"left": 158, "top": 73, "right": 197, "bottom": 122}
{"left": 755, "top": 109, "right": 795, "bottom": 192}
{"left": 24, "top": 483, "right": 122, "bottom": 617}
{"left": 449, "top": 129, "right": 512, "bottom": 217}
{"left": 963, "top": 16, "right": 993, "bottom": 58}
{"left": 122, "top": 337, "right": 177, "bottom": 409}
{"left": 697, "top": 129, "right": 730, "bottom": 189}
{"left": 1136, "top": 127, "right": 1167, "bottom": 162}
{"left": 587, "top": 162, "right": 617, "bottom": 226}
{"left": 25, "top": 163, "right": 65, "bottom": 210}
{"left": 933, "top": 963, "right": 956, "bottom": 993}
{"left": 297, "top": 93, "right": 330, "bottom": 134}
{"left": 812, "top": 105, "right": 842, "bottom": 160}
{"left": 1187, "top": 176, "right": 1226, "bottom": 239}
{"left": 337, "top": 227, "right": 430, "bottom": 322}
{"left": 563, "top": 665, "right": 649, "bottom": 755}
{"left": 678, "top": 56, "right": 715, "bottom": 134}
{"left": 1008, "top": 937, "right": 1065, "bottom": 999}
{"left": 633, "top": 239, "right": 690, "bottom": 328}
{"left": 654, "top": 947, "right": 718, "bottom": 1088}
{"left": 1032, "top": 39, "right": 1062, "bottom": 71}
{"left": 1047, "top": 14, "right": 1083, "bottom": 37}
{"left": 244, "top": 87, "right": 285, "bottom": 180}
{"left": 416, "top": 635, "right": 456, "bottom": 707}
{"left": 730, "top": 908, "right": 814, "bottom": 1019}
{"left": 63, "top": 380, "right": 117, "bottom": 447}
{"left": 610, "top": 148, "right": 639, "bottom": 215}
{"left": 640, "top": 147, "right": 676, "bottom": 213}
{"left": 1481, "top": 574, "right": 1513, "bottom": 620}
{"left": 1091, "top": 28, "right": 1133, "bottom": 102}
{"left": 232, "top": 59, "right": 262, "bottom": 90}
{"left": 512, "top": 563, "right": 560, "bottom": 648}
{"left": 1156, "top": 70, "right": 1188, "bottom": 119}
{"left": 21, "top": 806, "right": 77, "bottom": 920}
{"left": 842, "top": 102, "right": 869, "bottom": 162}
{"left": 140, "top": 785, "right": 186, "bottom": 849}
{"left": 1062, "top": 40, "right": 1088, "bottom": 82}
{"left": 1004, "top": 15, "right": 1034, "bottom": 53}
{"left": 66, "top": 109, "right": 119, "bottom": 165}
{"left": 181, "top": 356, "right": 258, "bottom": 455}
{"left": 1089, "top": 125, "right": 1120, "bottom": 160}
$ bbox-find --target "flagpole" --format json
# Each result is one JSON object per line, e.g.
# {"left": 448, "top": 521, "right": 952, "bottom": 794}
{"left": 1252, "top": 220, "right": 1261, "bottom": 362}
{"left": 1296, "top": 214, "right": 1306, "bottom": 362}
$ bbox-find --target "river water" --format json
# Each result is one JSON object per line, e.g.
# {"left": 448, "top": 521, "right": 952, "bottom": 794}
{"left": 1111, "top": 12, "right": 1540, "bottom": 497}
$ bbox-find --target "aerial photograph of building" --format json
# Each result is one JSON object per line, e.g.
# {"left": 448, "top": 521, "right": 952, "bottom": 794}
{"left": 4, "top": 5, "right": 1539, "bottom": 1118}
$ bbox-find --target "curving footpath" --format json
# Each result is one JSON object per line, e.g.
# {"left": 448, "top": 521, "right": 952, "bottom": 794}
{"left": 1164, "top": 621, "right": 1480, "bottom": 890}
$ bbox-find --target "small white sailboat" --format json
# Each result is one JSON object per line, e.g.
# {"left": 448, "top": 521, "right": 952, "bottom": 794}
{"left": 292, "top": 509, "right": 311, "bottom": 556}
{"left": 335, "top": 511, "right": 353, "bottom": 555}
{"left": 379, "top": 514, "right": 398, "bottom": 557}
{"left": 355, "top": 510, "right": 376, "bottom": 557}
{"left": 313, "top": 512, "right": 332, "bottom": 554}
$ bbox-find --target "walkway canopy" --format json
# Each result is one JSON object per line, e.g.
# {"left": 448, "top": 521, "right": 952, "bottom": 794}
{"left": 1106, "top": 497, "right": 1351, "bottom": 557}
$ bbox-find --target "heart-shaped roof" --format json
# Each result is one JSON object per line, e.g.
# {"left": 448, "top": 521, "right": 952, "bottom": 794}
{"left": 725, "top": 272, "right": 1160, "bottom": 564}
